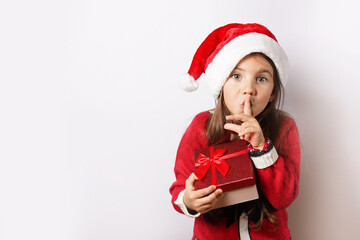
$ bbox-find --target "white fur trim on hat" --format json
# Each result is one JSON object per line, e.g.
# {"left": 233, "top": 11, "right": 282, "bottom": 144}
{"left": 204, "top": 33, "right": 289, "bottom": 98}
{"left": 179, "top": 73, "right": 199, "bottom": 92}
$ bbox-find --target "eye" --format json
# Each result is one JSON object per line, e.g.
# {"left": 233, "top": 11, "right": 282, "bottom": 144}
{"left": 231, "top": 74, "right": 241, "bottom": 80}
{"left": 256, "top": 77, "right": 267, "bottom": 83}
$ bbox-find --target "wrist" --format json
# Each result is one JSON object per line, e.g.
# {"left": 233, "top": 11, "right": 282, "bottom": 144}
{"left": 248, "top": 138, "right": 272, "bottom": 155}
{"left": 253, "top": 140, "right": 266, "bottom": 150}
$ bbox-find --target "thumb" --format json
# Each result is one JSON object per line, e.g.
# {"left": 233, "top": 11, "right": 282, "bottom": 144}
{"left": 185, "top": 173, "right": 198, "bottom": 190}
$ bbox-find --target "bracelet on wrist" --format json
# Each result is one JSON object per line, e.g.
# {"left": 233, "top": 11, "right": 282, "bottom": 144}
{"left": 248, "top": 138, "right": 273, "bottom": 157}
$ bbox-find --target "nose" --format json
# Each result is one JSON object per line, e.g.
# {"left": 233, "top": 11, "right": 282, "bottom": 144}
{"left": 242, "top": 79, "right": 255, "bottom": 95}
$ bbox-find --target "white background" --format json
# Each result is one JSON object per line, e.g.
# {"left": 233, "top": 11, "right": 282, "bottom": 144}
{"left": 1, "top": 0, "right": 359, "bottom": 239}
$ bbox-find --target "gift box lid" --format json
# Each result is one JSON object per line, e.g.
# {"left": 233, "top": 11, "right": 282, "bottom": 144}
{"left": 194, "top": 139, "right": 256, "bottom": 192}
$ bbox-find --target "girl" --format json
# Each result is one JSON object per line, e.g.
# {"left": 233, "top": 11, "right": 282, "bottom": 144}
{"left": 169, "top": 23, "right": 300, "bottom": 240}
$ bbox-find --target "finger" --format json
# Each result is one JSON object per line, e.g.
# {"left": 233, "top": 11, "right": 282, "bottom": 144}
{"left": 192, "top": 184, "right": 217, "bottom": 199}
{"left": 244, "top": 95, "right": 252, "bottom": 116}
{"left": 224, "top": 122, "right": 241, "bottom": 134}
{"left": 217, "top": 190, "right": 224, "bottom": 200}
{"left": 239, "top": 127, "right": 254, "bottom": 142}
{"left": 226, "top": 113, "right": 252, "bottom": 122}
{"left": 197, "top": 204, "right": 213, "bottom": 214}
{"left": 196, "top": 190, "right": 224, "bottom": 213}
{"left": 239, "top": 121, "right": 260, "bottom": 134}
{"left": 243, "top": 133, "right": 252, "bottom": 142}
{"left": 241, "top": 127, "right": 265, "bottom": 146}
{"left": 238, "top": 123, "right": 252, "bottom": 141}
{"left": 198, "top": 188, "right": 223, "bottom": 205}
{"left": 185, "top": 173, "right": 198, "bottom": 191}
{"left": 213, "top": 189, "right": 223, "bottom": 200}
{"left": 238, "top": 121, "right": 250, "bottom": 131}
{"left": 239, "top": 133, "right": 246, "bottom": 140}
{"left": 240, "top": 126, "right": 259, "bottom": 136}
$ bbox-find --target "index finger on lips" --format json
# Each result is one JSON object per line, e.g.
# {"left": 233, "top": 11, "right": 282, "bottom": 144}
{"left": 244, "top": 95, "right": 252, "bottom": 116}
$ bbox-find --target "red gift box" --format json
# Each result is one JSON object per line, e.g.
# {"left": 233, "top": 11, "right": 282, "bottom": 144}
{"left": 194, "top": 139, "right": 258, "bottom": 209}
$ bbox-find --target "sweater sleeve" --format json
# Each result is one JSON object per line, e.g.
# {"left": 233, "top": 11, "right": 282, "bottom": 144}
{"left": 253, "top": 116, "right": 301, "bottom": 210}
{"left": 169, "top": 112, "right": 210, "bottom": 215}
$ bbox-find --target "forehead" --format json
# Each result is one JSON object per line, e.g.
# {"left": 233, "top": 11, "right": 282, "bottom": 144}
{"left": 235, "top": 53, "right": 273, "bottom": 72}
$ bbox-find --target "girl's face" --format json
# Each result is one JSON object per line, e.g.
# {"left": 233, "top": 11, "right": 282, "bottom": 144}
{"left": 223, "top": 54, "right": 275, "bottom": 117}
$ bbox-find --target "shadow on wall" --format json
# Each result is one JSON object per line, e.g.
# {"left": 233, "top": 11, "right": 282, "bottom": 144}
{"left": 286, "top": 82, "right": 359, "bottom": 239}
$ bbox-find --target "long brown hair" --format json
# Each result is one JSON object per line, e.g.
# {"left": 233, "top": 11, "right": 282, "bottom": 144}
{"left": 205, "top": 52, "right": 285, "bottom": 229}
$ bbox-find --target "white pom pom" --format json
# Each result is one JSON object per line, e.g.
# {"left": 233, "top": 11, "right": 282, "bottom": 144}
{"left": 179, "top": 74, "right": 199, "bottom": 92}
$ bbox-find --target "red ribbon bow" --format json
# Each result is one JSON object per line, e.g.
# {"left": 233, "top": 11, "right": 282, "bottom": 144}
{"left": 194, "top": 146, "right": 249, "bottom": 187}
{"left": 194, "top": 146, "right": 230, "bottom": 186}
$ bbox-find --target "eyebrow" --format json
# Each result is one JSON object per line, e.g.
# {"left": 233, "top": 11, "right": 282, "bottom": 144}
{"left": 233, "top": 68, "right": 273, "bottom": 77}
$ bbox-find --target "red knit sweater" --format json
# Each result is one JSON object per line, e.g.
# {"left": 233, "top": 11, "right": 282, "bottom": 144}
{"left": 169, "top": 111, "right": 301, "bottom": 240}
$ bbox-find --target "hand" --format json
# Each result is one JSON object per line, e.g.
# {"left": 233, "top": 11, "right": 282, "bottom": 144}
{"left": 183, "top": 173, "right": 223, "bottom": 214}
{"left": 224, "top": 96, "right": 266, "bottom": 149}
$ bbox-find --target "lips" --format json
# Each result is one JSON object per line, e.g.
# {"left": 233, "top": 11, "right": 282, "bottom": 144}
{"left": 240, "top": 100, "right": 253, "bottom": 108}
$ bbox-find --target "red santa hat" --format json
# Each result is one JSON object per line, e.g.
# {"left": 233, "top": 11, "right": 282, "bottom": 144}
{"left": 180, "top": 23, "right": 289, "bottom": 98}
